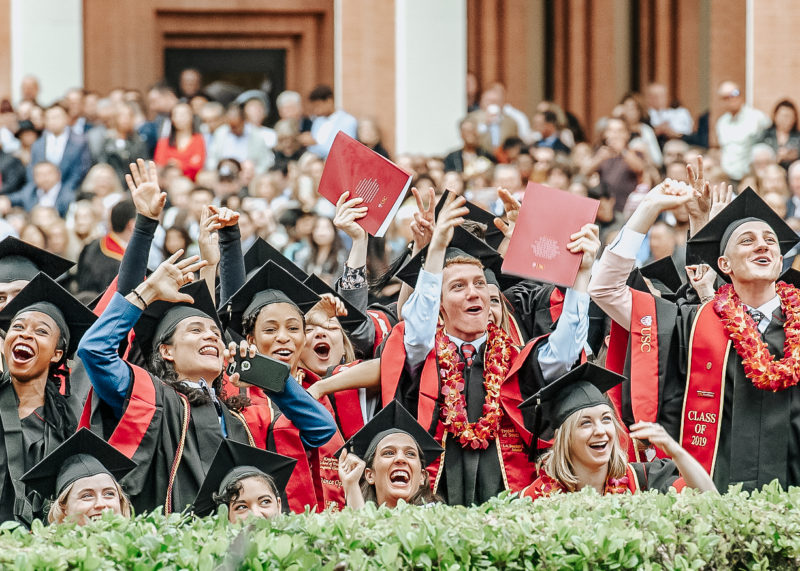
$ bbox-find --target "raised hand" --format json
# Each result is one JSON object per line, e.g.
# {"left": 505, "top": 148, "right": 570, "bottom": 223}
{"left": 686, "top": 156, "right": 711, "bottom": 222}
{"left": 686, "top": 264, "right": 718, "bottom": 301}
{"left": 410, "top": 186, "right": 436, "bottom": 252}
{"left": 198, "top": 206, "right": 221, "bottom": 267}
{"left": 136, "top": 250, "right": 207, "bottom": 305}
{"left": 646, "top": 178, "right": 697, "bottom": 211}
{"left": 629, "top": 421, "right": 681, "bottom": 457}
{"left": 493, "top": 187, "right": 520, "bottom": 239}
{"left": 430, "top": 192, "right": 467, "bottom": 252}
{"left": 125, "top": 159, "right": 167, "bottom": 220}
{"left": 333, "top": 191, "right": 368, "bottom": 241}
{"left": 310, "top": 293, "right": 348, "bottom": 319}
{"left": 338, "top": 448, "right": 366, "bottom": 490}
{"left": 709, "top": 182, "right": 734, "bottom": 221}
{"left": 208, "top": 204, "right": 240, "bottom": 229}
{"left": 568, "top": 223, "right": 601, "bottom": 271}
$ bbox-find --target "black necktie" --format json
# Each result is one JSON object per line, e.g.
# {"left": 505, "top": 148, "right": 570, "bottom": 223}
{"left": 749, "top": 309, "right": 765, "bottom": 326}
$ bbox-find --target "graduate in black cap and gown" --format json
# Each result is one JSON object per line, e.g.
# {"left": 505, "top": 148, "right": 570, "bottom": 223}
{"left": 192, "top": 439, "right": 296, "bottom": 522}
{"left": 21, "top": 428, "right": 136, "bottom": 525}
{"left": 221, "top": 260, "right": 348, "bottom": 512}
{"left": 77, "top": 252, "right": 336, "bottom": 515}
{"left": 518, "top": 363, "right": 715, "bottom": 499}
{"left": 337, "top": 400, "right": 442, "bottom": 509}
{"left": 589, "top": 179, "right": 800, "bottom": 492}
{"left": 379, "top": 194, "right": 600, "bottom": 506}
{"left": 0, "top": 273, "right": 95, "bottom": 524}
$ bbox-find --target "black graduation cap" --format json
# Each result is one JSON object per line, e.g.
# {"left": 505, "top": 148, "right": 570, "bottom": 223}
{"left": 339, "top": 400, "right": 443, "bottom": 468}
{"left": 220, "top": 261, "right": 320, "bottom": 335}
{"left": 133, "top": 280, "right": 221, "bottom": 361}
{"left": 243, "top": 237, "right": 307, "bottom": 280}
{"left": 20, "top": 428, "right": 136, "bottom": 500}
{"left": 302, "top": 273, "right": 366, "bottom": 335}
{"left": 395, "top": 226, "right": 503, "bottom": 287}
{"left": 0, "top": 236, "right": 74, "bottom": 283}
{"left": 627, "top": 256, "right": 684, "bottom": 299}
{"left": 518, "top": 362, "right": 625, "bottom": 441}
{"left": 0, "top": 272, "right": 97, "bottom": 359}
{"left": 191, "top": 439, "right": 297, "bottom": 517}
{"left": 688, "top": 188, "right": 799, "bottom": 282}
{"left": 434, "top": 190, "right": 506, "bottom": 250}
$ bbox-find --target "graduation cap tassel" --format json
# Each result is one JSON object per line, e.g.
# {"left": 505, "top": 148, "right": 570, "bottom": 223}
{"left": 529, "top": 397, "right": 542, "bottom": 463}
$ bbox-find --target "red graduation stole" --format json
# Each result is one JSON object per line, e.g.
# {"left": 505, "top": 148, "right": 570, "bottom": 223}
{"left": 79, "top": 364, "right": 157, "bottom": 459}
{"left": 548, "top": 287, "right": 565, "bottom": 323}
{"left": 367, "top": 309, "right": 393, "bottom": 354}
{"left": 329, "top": 361, "right": 367, "bottom": 440}
{"left": 606, "top": 289, "right": 665, "bottom": 462}
{"left": 100, "top": 233, "right": 125, "bottom": 261}
{"left": 679, "top": 302, "right": 728, "bottom": 476}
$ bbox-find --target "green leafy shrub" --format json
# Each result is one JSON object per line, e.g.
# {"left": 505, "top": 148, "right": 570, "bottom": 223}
{"left": 2, "top": 481, "right": 800, "bottom": 569}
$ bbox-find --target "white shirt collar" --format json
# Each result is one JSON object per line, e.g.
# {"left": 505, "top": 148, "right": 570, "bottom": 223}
{"left": 447, "top": 332, "right": 487, "bottom": 353}
{"left": 745, "top": 294, "right": 781, "bottom": 332}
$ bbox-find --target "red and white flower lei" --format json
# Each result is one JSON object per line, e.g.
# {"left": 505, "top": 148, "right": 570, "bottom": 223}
{"left": 436, "top": 323, "right": 513, "bottom": 449}
{"left": 712, "top": 281, "right": 800, "bottom": 391}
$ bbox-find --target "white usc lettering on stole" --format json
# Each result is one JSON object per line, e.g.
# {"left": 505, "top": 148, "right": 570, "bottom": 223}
{"left": 687, "top": 410, "right": 717, "bottom": 423}
{"left": 640, "top": 326, "right": 652, "bottom": 353}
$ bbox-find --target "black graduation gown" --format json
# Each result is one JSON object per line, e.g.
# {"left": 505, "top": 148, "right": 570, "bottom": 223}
{"left": 636, "top": 301, "right": 800, "bottom": 492}
{"left": 84, "top": 369, "right": 255, "bottom": 515}
{"left": 630, "top": 458, "right": 683, "bottom": 493}
{"left": 0, "top": 377, "right": 75, "bottom": 524}
{"left": 381, "top": 337, "right": 548, "bottom": 506}
{"left": 75, "top": 238, "right": 122, "bottom": 296}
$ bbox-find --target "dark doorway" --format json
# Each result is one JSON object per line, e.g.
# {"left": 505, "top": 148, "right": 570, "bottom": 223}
{"left": 164, "top": 48, "right": 286, "bottom": 125}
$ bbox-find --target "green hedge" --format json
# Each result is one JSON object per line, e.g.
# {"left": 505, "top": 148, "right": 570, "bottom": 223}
{"left": 2, "top": 481, "right": 800, "bottom": 570}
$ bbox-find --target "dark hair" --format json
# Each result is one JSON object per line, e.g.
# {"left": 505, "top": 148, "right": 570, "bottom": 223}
{"left": 213, "top": 473, "right": 279, "bottom": 507}
{"left": 773, "top": 99, "right": 799, "bottom": 132}
{"left": 541, "top": 110, "right": 559, "bottom": 125}
{"left": 167, "top": 103, "right": 199, "bottom": 146}
{"left": 359, "top": 435, "right": 440, "bottom": 506}
{"left": 110, "top": 200, "right": 137, "bottom": 233}
{"left": 309, "top": 85, "right": 334, "bottom": 102}
{"left": 148, "top": 321, "right": 250, "bottom": 412}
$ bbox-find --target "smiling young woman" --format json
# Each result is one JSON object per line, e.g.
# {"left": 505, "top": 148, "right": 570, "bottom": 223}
{"left": 519, "top": 363, "right": 716, "bottom": 499}
{"left": 0, "top": 273, "right": 95, "bottom": 525}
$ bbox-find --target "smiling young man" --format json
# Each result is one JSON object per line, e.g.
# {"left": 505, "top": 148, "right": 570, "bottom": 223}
{"left": 589, "top": 181, "right": 800, "bottom": 491}
{"left": 380, "top": 194, "right": 599, "bottom": 506}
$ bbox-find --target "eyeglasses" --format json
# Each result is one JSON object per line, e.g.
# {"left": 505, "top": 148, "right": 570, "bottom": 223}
{"left": 721, "top": 89, "right": 741, "bottom": 100}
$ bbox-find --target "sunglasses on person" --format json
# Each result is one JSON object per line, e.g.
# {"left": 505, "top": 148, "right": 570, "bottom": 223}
{"left": 721, "top": 89, "right": 740, "bottom": 100}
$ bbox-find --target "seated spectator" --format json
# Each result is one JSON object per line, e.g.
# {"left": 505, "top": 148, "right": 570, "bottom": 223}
{"left": 13, "top": 119, "right": 40, "bottom": 166}
{"left": 534, "top": 110, "right": 570, "bottom": 154}
{"left": 29, "top": 104, "right": 91, "bottom": 194}
{"left": 98, "top": 102, "right": 148, "bottom": 184}
{"left": 137, "top": 84, "right": 177, "bottom": 157}
{"left": 4, "top": 161, "right": 74, "bottom": 217}
{"left": 154, "top": 102, "right": 205, "bottom": 181}
{"left": 239, "top": 93, "right": 277, "bottom": 148}
{"left": 584, "top": 117, "right": 644, "bottom": 212}
{"left": 207, "top": 102, "right": 273, "bottom": 174}
{"left": 716, "top": 80, "right": 770, "bottom": 184}
{"left": 199, "top": 101, "right": 225, "bottom": 149}
{"left": 758, "top": 99, "right": 800, "bottom": 169}
{"left": 468, "top": 86, "right": 519, "bottom": 154}
{"left": 357, "top": 117, "right": 390, "bottom": 160}
{"left": 647, "top": 82, "right": 693, "bottom": 140}
{"left": 615, "top": 92, "right": 662, "bottom": 166}
{"left": 294, "top": 215, "right": 347, "bottom": 286}
{"left": 79, "top": 163, "right": 126, "bottom": 223}
{"left": 178, "top": 67, "right": 203, "bottom": 100}
{"left": 273, "top": 119, "right": 306, "bottom": 171}
{"left": 276, "top": 90, "right": 314, "bottom": 144}
{"left": 443, "top": 117, "right": 496, "bottom": 173}
{"left": 307, "top": 85, "right": 358, "bottom": 159}
{"left": 662, "top": 138, "right": 689, "bottom": 167}
{"left": 786, "top": 160, "right": 800, "bottom": 218}
{"left": 86, "top": 98, "right": 115, "bottom": 159}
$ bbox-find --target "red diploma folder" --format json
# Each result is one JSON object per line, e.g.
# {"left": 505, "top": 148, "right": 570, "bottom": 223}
{"left": 501, "top": 183, "right": 599, "bottom": 287}
{"left": 317, "top": 132, "right": 412, "bottom": 237}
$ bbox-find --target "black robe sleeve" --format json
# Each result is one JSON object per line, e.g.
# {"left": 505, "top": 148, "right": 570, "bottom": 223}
{"left": 218, "top": 225, "right": 246, "bottom": 305}
{"left": 631, "top": 458, "right": 682, "bottom": 493}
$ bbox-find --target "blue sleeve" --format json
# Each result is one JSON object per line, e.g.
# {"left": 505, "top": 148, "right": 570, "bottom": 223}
{"left": 536, "top": 288, "right": 590, "bottom": 381}
{"left": 270, "top": 378, "right": 337, "bottom": 448}
{"left": 218, "top": 225, "right": 246, "bottom": 305}
{"left": 76, "top": 293, "right": 143, "bottom": 418}
{"left": 117, "top": 214, "right": 158, "bottom": 295}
